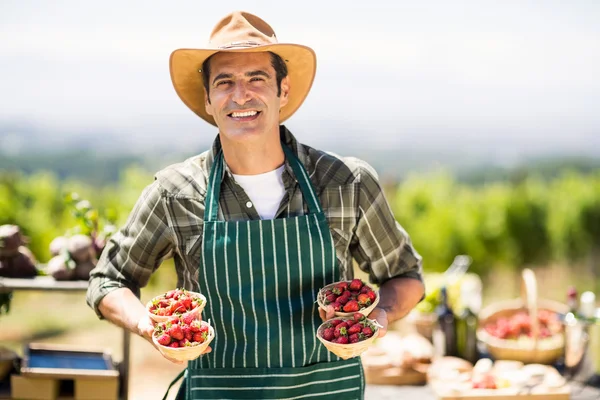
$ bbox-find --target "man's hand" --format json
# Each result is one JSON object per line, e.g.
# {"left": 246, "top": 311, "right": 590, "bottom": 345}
{"left": 318, "top": 305, "right": 335, "bottom": 322}
{"left": 367, "top": 307, "right": 389, "bottom": 338}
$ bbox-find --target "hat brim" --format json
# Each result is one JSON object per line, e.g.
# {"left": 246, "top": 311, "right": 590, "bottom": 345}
{"left": 170, "top": 44, "right": 316, "bottom": 126}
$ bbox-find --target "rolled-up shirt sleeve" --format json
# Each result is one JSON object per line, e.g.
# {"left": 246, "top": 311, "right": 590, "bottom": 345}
{"left": 86, "top": 180, "right": 175, "bottom": 319}
{"left": 350, "top": 162, "right": 423, "bottom": 286}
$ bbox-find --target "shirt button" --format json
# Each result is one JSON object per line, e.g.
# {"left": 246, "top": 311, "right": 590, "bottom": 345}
{"left": 246, "top": 201, "right": 253, "bottom": 208}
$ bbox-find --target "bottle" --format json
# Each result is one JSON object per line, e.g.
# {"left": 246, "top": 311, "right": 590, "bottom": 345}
{"left": 457, "top": 280, "right": 481, "bottom": 364}
{"left": 433, "top": 286, "right": 458, "bottom": 357}
{"left": 567, "top": 286, "right": 579, "bottom": 316}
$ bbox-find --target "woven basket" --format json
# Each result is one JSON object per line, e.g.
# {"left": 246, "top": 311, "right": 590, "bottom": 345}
{"left": 476, "top": 268, "right": 568, "bottom": 364}
{"left": 147, "top": 290, "right": 207, "bottom": 323}
{"left": 317, "top": 281, "right": 380, "bottom": 317}
{"left": 153, "top": 320, "right": 215, "bottom": 362}
{"left": 316, "top": 317, "right": 379, "bottom": 360}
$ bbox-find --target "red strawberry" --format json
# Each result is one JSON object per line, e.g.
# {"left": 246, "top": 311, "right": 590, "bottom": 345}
{"left": 357, "top": 293, "right": 372, "bottom": 307}
{"left": 322, "top": 327, "right": 335, "bottom": 341}
{"left": 365, "top": 289, "right": 377, "bottom": 303}
{"left": 336, "top": 336, "right": 349, "bottom": 344}
{"left": 349, "top": 279, "right": 363, "bottom": 291}
{"left": 329, "top": 319, "right": 343, "bottom": 327}
{"left": 337, "top": 293, "right": 350, "bottom": 305}
{"left": 168, "top": 324, "right": 184, "bottom": 341}
{"left": 343, "top": 300, "right": 360, "bottom": 313}
{"left": 169, "top": 342, "right": 179, "bottom": 348}
{"left": 336, "top": 282, "right": 349, "bottom": 291}
{"left": 170, "top": 301, "right": 186, "bottom": 315}
{"left": 189, "top": 320, "right": 202, "bottom": 333}
{"left": 193, "top": 331, "right": 208, "bottom": 343}
{"left": 181, "top": 296, "right": 193, "bottom": 310}
{"left": 165, "top": 290, "right": 178, "bottom": 299}
{"left": 331, "top": 302, "right": 342, "bottom": 312}
{"left": 169, "top": 316, "right": 180, "bottom": 325}
{"left": 349, "top": 333, "right": 360, "bottom": 343}
{"left": 334, "top": 323, "right": 348, "bottom": 338}
{"left": 325, "top": 293, "right": 337, "bottom": 303}
{"left": 178, "top": 339, "right": 189, "bottom": 347}
{"left": 156, "top": 333, "right": 171, "bottom": 346}
{"left": 353, "top": 312, "right": 366, "bottom": 323}
{"left": 347, "top": 323, "right": 362, "bottom": 335}
{"left": 183, "top": 326, "right": 193, "bottom": 341}
{"left": 181, "top": 312, "right": 196, "bottom": 326}
{"left": 155, "top": 307, "right": 169, "bottom": 316}
{"left": 362, "top": 326, "right": 374, "bottom": 337}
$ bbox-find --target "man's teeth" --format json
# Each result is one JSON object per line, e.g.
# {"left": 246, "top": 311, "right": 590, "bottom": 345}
{"left": 231, "top": 111, "right": 258, "bottom": 118}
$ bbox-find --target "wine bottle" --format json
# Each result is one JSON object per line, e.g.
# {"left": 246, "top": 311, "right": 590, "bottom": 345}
{"left": 433, "top": 286, "right": 458, "bottom": 357}
{"left": 457, "top": 281, "right": 481, "bottom": 364}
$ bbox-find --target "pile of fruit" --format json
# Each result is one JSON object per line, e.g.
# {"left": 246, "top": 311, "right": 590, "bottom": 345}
{"left": 319, "top": 313, "right": 378, "bottom": 345}
{"left": 153, "top": 313, "right": 211, "bottom": 349}
{"left": 147, "top": 288, "right": 205, "bottom": 319}
{"left": 319, "top": 279, "right": 377, "bottom": 313}
{"left": 483, "top": 309, "right": 562, "bottom": 340}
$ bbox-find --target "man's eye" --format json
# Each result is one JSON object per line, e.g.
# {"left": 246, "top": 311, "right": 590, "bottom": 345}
{"left": 216, "top": 80, "right": 232, "bottom": 87}
{"left": 250, "top": 77, "right": 264, "bottom": 82}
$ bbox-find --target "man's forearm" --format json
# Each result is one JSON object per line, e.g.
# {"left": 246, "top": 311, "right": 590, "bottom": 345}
{"left": 376, "top": 277, "right": 425, "bottom": 323}
{"left": 97, "top": 287, "right": 147, "bottom": 336}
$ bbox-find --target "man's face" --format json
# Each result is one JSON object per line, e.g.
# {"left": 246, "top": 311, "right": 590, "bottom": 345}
{"left": 204, "top": 52, "right": 289, "bottom": 143}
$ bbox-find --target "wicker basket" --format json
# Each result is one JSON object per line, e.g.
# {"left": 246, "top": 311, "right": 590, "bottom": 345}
{"left": 153, "top": 320, "right": 215, "bottom": 362}
{"left": 316, "top": 317, "right": 379, "bottom": 360}
{"left": 147, "top": 290, "right": 207, "bottom": 323}
{"left": 317, "top": 280, "right": 380, "bottom": 317}
{"left": 476, "top": 268, "right": 568, "bottom": 364}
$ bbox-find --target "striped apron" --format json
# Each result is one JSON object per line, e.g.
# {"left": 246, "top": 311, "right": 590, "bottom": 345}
{"left": 166, "top": 144, "right": 364, "bottom": 400}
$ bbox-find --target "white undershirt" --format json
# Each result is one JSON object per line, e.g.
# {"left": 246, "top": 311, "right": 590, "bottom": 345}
{"left": 232, "top": 165, "right": 286, "bottom": 220}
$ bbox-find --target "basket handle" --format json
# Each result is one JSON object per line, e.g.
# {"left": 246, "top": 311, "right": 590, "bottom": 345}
{"left": 520, "top": 268, "right": 539, "bottom": 350}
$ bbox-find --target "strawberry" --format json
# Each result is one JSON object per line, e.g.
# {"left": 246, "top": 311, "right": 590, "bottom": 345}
{"left": 168, "top": 324, "right": 184, "bottom": 341}
{"left": 349, "top": 279, "right": 363, "bottom": 292}
{"left": 347, "top": 323, "right": 362, "bottom": 335}
{"left": 336, "top": 282, "right": 349, "bottom": 291}
{"left": 193, "top": 331, "right": 208, "bottom": 343}
{"left": 178, "top": 339, "right": 189, "bottom": 347}
{"left": 336, "top": 336, "right": 349, "bottom": 344}
{"left": 325, "top": 293, "right": 337, "bottom": 304}
{"left": 349, "top": 333, "right": 360, "bottom": 343}
{"left": 183, "top": 326, "right": 193, "bottom": 341}
{"left": 362, "top": 326, "right": 374, "bottom": 337}
{"left": 170, "top": 301, "right": 187, "bottom": 315}
{"left": 165, "top": 289, "right": 178, "bottom": 299}
{"left": 169, "top": 342, "right": 179, "bottom": 348}
{"left": 181, "top": 312, "right": 196, "bottom": 326}
{"left": 157, "top": 333, "right": 171, "bottom": 346}
{"left": 189, "top": 320, "right": 202, "bottom": 333}
{"left": 331, "top": 302, "right": 342, "bottom": 312}
{"left": 329, "top": 319, "right": 343, "bottom": 327}
{"left": 169, "top": 316, "right": 180, "bottom": 325}
{"left": 365, "top": 289, "right": 377, "bottom": 303}
{"left": 337, "top": 293, "right": 350, "bottom": 305}
{"left": 331, "top": 286, "right": 342, "bottom": 295}
{"left": 322, "top": 327, "right": 335, "bottom": 341}
{"left": 353, "top": 312, "right": 366, "bottom": 323}
{"left": 357, "top": 293, "right": 372, "bottom": 307}
{"left": 334, "top": 323, "right": 348, "bottom": 338}
{"left": 343, "top": 300, "right": 360, "bottom": 313}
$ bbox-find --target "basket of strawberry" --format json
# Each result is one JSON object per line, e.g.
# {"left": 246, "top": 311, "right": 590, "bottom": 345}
{"left": 146, "top": 288, "right": 206, "bottom": 323}
{"left": 152, "top": 312, "right": 215, "bottom": 362}
{"left": 317, "top": 279, "right": 379, "bottom": 317}
{"left": 316, "top": 313, "right": 379, "bottom": 360}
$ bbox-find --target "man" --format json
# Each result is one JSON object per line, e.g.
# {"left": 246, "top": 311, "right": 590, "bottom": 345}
{"left": 86, "top": 11, "right": 424, "bottom": 400}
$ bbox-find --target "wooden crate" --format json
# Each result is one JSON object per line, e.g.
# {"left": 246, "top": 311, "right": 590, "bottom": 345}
{"left": 11, "top": 375, "right": 60, "bottom": 400}
{"left": 18, "top": 343, "right": 119, "bottom": 400}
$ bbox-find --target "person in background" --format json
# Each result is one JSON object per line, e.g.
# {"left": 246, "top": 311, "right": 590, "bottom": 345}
{"left": 86, "top": 11, "right": 424, "bottom": 399}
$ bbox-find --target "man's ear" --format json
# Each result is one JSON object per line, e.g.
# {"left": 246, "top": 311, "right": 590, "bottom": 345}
{"left": 279, "top": 76, "right": 290, "bottom": 108}
{"left": 204, "top": 91, "right": 213, "bottom": 116}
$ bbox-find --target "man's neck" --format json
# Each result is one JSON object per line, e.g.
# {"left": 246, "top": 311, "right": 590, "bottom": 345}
{"left": 220, "top": 129, "right": 284, "bottom": 175}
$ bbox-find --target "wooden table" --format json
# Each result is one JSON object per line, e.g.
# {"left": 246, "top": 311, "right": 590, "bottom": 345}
{"left": 366, "top": 381, "right": 600, "bottom": 399}
{"left": 0, "top": 277, "right": 131, "bottom": 400}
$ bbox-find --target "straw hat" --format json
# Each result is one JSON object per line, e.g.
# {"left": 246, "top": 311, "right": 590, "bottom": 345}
{"left": 170, "top": 11, "right": 317, "bottom": 126}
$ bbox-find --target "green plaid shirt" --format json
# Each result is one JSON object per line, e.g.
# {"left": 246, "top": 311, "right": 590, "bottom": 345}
{"left": 87, "top": 126, "right": 423, "bottom": 317}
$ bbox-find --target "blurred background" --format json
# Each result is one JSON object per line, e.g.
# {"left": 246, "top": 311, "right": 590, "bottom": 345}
{"left": 1, "top": 1, "right": 599, "bottom": 398}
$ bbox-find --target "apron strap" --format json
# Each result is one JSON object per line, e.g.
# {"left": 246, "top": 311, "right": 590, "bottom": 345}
{"left": 205, "top": 144, "right": 323, "bottom": 221}
{"left": 161, "top": 369, "right": 186, "bottom": 400}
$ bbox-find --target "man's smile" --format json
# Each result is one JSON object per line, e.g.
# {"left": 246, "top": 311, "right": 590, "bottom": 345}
{"left": 227, "top": 110, "right": 261, "bottom": 121}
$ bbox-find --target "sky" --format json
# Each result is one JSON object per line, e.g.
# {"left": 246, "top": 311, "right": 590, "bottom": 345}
{"left": 1, "top": 1, "right": 599, "bottom": 157}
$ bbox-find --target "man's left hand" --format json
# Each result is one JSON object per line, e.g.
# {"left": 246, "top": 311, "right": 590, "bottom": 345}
{"left": 367, "top": 307, "right": 389, "bottom": 337}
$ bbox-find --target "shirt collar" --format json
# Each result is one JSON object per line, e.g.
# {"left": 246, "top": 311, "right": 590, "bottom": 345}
{"left": 204, "top": 125, "right": 312, "bottom": 184}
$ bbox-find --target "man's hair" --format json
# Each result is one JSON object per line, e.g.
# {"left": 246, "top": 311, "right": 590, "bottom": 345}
{"left": 201, "top": 51, "right": 288, "bottom": 103}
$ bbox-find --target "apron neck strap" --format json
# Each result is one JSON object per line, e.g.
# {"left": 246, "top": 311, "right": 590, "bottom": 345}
{"left": 205, "top": 144, "right": 323, "bottom": 222}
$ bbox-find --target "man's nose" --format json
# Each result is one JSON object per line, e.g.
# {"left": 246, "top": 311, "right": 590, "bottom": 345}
{"left": 231, "top": 82, "right": 251, "bottom": 106}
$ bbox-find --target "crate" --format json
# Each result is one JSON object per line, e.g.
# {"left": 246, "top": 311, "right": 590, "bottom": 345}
{"left": 10, "top": 375, "right": 59, "bottom": 400}
{"left": 13, "top": 343, "right": 120, "bottom": 400}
